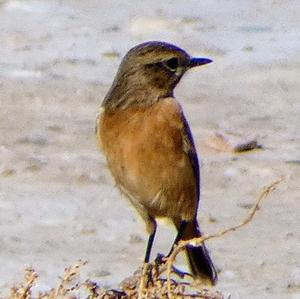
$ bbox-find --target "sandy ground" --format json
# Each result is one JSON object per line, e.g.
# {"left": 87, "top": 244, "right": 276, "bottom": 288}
{"left": 0, "top": 0, "right": 300, "bottom": 298}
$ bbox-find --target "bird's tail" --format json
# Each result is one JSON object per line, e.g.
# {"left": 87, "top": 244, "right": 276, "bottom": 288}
{"left": 176, "top": 219, "right": 218, "bottom": 285}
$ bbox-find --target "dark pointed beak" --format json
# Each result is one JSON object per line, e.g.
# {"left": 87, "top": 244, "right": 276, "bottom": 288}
{"left": 189, "top": 57, "right": 213, "bottom": 68}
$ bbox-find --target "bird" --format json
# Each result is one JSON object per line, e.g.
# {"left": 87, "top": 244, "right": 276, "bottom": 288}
{"left": 96, "top": 41, "right": 217, "bottom": 285}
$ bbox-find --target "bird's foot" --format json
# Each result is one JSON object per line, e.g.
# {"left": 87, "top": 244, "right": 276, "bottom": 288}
{"left": 155, "top": 253, "right": 191, "bottom": 279}
{"left": 170, "top": 265, "right": 191, "bottom": 279}
{"left": 154, "top": 253, "right": 166, "bottom": 265}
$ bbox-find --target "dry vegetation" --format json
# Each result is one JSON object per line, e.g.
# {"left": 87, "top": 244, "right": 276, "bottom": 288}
{"left": 8, "top": 179, "right": 283, "bottom": 299}
{"left": 9, "top": 261, "right": 223, "bottom": 299}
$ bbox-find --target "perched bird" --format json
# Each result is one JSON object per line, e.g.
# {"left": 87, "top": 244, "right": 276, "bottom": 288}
{"left": 96, "top": 41, "right": 217, "bottom": 285}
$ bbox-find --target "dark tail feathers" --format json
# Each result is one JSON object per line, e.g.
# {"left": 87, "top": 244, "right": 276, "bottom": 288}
{"left": 178, "top": 220, "right": 218, "bottom": 285}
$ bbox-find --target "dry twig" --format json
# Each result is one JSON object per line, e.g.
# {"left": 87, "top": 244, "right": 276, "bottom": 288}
{"left": 165, "top": 177, "right": 284, "bottom": 298}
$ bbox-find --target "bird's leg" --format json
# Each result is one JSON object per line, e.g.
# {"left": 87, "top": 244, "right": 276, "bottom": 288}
{"left": 138, "top": 221, "right": 157, "bottom": 298}
{"left": 164, "top": 220, "right": 191, "bottom": 278}
{"left": 167, "top": 220, "right": 188, "bottom": 257}
{"left": 144, "top": 228, "right": 156, "bottom": 263}
{"left": 144, "top": 225, "right": 157, "bottom": 286}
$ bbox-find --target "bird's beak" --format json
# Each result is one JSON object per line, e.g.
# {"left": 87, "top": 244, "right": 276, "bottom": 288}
{"left": 189, "top": 57, "right": 213, "bottom": 68}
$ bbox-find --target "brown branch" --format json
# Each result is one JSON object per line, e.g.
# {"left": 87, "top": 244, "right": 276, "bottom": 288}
{"left": 166, "top": 177, "right": 285, "bottom": 298}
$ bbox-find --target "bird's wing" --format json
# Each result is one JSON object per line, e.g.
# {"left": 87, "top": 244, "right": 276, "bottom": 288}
{"left": 181, "top": 114, "right": 200, "bottom": 201}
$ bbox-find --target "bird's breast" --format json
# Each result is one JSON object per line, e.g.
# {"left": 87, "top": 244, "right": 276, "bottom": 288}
{"left": 97, "top": 97, "right": 197, "bottom": 219}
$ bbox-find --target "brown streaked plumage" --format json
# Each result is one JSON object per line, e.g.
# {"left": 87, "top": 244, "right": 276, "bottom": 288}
{"left": 96, "top": 41, "right": 217, "bottom": 285}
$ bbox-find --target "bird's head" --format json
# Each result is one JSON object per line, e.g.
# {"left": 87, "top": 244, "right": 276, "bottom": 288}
{"left": 103, "top": 41, "right": 212, "bottom": 110}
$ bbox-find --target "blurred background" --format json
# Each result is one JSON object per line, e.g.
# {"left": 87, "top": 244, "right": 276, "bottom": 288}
{"left": 0, "top": 1, "right": 299, "bottom": 298}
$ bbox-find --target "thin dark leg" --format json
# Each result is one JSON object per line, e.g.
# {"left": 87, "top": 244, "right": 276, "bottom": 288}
{"left": 167, "top": 220, "right": 188, "bottom": 257}
{"left": 144, "top": 226, "right": 157, "bottom": 263}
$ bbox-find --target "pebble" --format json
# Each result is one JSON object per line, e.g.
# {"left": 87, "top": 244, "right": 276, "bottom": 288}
{"left": 129, "top": 234, "right": 143, "bottom": 244}
{"left": 287, "top": 268, "right": 300, "bottom": 289}
{"left": 95, "top": 270, "right": 111, "bottom": 277}
{"left": 285, "top": 232, "right": 294, "bottom": 239}
{"left": 1, "top": 168, "right": 16, "bottom": 177}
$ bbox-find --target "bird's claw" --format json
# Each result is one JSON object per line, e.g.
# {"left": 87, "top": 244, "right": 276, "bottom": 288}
{"left": 154, "top": 253, "right": 167, "bottom": 265}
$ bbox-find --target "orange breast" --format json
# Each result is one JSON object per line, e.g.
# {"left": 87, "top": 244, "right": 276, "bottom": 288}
{"left": 97, "top": 98, "right": 197, "bottom": 221}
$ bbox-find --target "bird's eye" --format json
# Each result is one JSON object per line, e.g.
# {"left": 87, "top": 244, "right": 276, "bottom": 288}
{"left": 164, "top": 57, "right": 179, "bottom": 71}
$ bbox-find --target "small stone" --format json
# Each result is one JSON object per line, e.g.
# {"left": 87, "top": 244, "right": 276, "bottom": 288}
{"left": 47, "top": 125, "right": 63, "bottom": 132}
{"left": 1, "top": 168, "right": 16, "bottom": 177}
{"left": 80, "top": 228, "right": 96, "bottom": 236}
{"left": 94, "top": 270, "right": 111, "bottom": 277}
{"left": 102, "top": 51, "right": 120, "bottom": 58}
{"left": 287, "top": 268, "right": 300, "bottom": 289}
{"left": 208, "top": 214, "right": 218, "bottom": 223}
{"left": 103, "top": 25, "right": 120, "bottom": 32}
{"left": 243, "top": 46, "right": 254, "bottom": 52}
{"left": 77, "top": 174, "right": 92, "bottom": 184}
{"left": 285, "top": 232, "right": 294, "bottom": 239}
{"left": 238, "top": 202, "right": 255, "bottom": 210}
{"left": 129, "top": 234, "right": 143, "bottom": 244}
{"left": 258, "top": 260, "right": 266, "bottom": 267}
{"left": 25, "top": 164, "right": 42, "bottom": 172}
